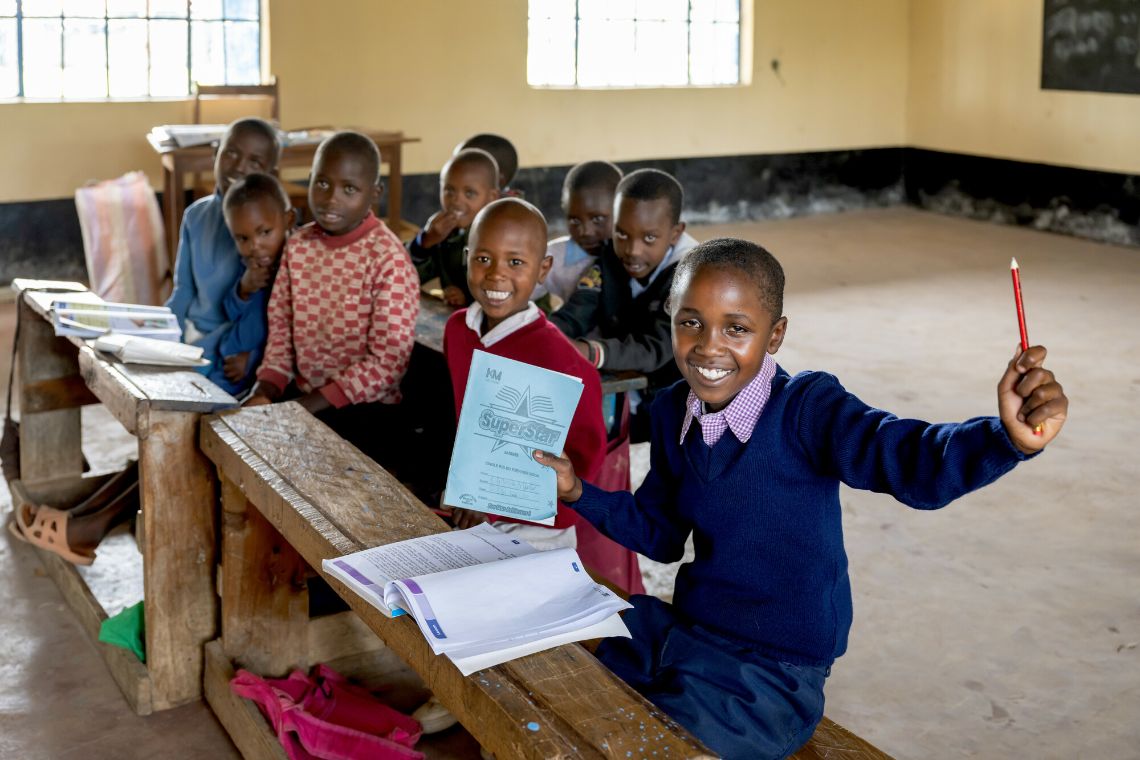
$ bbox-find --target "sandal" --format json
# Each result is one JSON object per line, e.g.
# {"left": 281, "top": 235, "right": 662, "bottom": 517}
{"left": 6, "top": 513, "right": 28, "bottom": 543}
{"left": 21, "top": 505, "right": 96, "bottom": 565}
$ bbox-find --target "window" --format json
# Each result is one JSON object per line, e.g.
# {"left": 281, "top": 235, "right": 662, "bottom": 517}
{"left": 0, "top": 0, "right": 261, "bottom": 100}
{"left": 527, "top": 0, "right": 741, "bottom": 88}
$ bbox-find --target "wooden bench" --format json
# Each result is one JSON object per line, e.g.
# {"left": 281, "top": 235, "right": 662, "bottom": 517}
{"left": 9, "top": 279, "right": 238, "bottom": 714}
{"left": 201, "top": 402, "right": 714, "bottom": 758}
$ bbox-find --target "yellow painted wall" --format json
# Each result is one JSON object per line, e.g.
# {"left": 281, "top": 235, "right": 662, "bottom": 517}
{"left": 908, "top": 0, "right": 1140, "bottom": 175}
{"left": 0, "top": 0, "right": 909, "bottom": 203}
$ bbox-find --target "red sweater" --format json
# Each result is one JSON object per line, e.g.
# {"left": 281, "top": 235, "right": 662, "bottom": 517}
{"left": 257, "top": 214, "right": 418, "bottom": 408}
{"left": 443, "top": 309, "right": 606, "bottom": 530}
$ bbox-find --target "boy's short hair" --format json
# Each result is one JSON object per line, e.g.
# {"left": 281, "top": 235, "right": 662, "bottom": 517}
{"left": 223, "top": 172, "right": 291, "bottom": 215}
{"left": 446, "top": 148, "right": 500, "bottom": 191}
{"left": 316, "top": 130, "right": 381, "bottom": 184}
{"left": 472, "top": 197, "right": 548, "bottom": 245}
{"left": 456, "top": 134, "right": 518, "bottom": 186}
{"left": 227, "top": 117, "right": 281, "bottom": 161}
{"left": 562, "top": 160, "right": 622, "bottom": 204}
{"left": 616, "top": 168, "right": 683, "bottom": 224}
{"left": 671, "top": 238, "right": 785, "bottom": 318}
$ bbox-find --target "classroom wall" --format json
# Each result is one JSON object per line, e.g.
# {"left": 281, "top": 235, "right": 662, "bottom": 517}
{"left": 0, "top": 0, "right": 910, "bottom": 204}
{"left": 907, "top": 0, "right": 1140, "bottom": 176}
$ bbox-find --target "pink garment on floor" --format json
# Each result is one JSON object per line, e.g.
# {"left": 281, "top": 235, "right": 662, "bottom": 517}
{"left": 231, "top": 663, "right": 424, "bottom": 760}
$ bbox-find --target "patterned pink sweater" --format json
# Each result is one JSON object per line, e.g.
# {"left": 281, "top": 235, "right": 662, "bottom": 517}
{"left": 256, "top": 214, "right": 419, "bottom": 408}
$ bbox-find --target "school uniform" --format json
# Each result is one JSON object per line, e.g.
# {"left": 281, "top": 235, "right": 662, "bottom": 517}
{"left": 531, "top": 235, "right": 600, "bottom": 304}
{"left": 570, "top": 357, "right": 1034, "bottom": 759}
{"left": 443, "top": 302, "right": 645, "bottom": 594}
{"left": 166, "top": 192, "right": 253, "bottom": 394}
{"left": 407, "top": 227, "right": 473, "bottom": 305}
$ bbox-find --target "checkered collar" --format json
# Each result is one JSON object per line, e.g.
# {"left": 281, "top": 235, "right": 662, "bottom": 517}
{"left": 680, "top": 353, "right": 777, "bottom": 446}
{"left": 464, "top": 301, "right": 542, "bottom": 347}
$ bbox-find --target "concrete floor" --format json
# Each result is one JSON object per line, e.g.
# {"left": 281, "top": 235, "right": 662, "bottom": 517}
{"left": 0, "top": 208, "right": 1137, "bottom": 759}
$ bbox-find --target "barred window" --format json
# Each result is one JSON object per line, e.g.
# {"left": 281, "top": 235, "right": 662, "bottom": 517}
{"left": 0, "top": 0, "right": 262, "bottom": 100}
{"left": 528, "top": 0, "right": 741, "bottom": 88}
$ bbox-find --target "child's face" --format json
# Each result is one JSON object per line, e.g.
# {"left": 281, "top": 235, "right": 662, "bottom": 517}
{"left": 467, "top": 214, "right": 551, "bottom": 332}
{"left": 309, "top": 148, "right": 378, "bottom": 236}
{"left": 214, "top": 128, "right": 276, "bottom": 195}
{"left": 671, "top": 265, "right": 787, "bottom": 413}
{"left": 564, "top": 186, "right": 614, "bottom": 256}
{"left": 613, "top": 195, "right": 685, "bottom": 282}
{"left": 225, "top": 197, "right": 293, "bottom": 269}
{"left": 440, "top": 163, "right": 499, "bottom": 231}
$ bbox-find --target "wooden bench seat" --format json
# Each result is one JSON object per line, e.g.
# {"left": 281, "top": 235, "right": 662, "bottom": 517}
{"left": 201, "top": 401, "right": 893, "bottom": 759}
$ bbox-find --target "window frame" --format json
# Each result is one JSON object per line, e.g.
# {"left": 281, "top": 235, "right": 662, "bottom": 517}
{"left": 527, "top": 0, "right": 747, "bottom": 90}
{"left": 0, "top": 0, "right": 265, "bottom": 102}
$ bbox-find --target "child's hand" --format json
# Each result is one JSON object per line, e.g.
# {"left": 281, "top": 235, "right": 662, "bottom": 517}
{"left": 298, "top": 390, "right": 332, "bottom": 415}
{"left": 238, "top": 260, "right": 274, "bottom": 300}
{"left": 222, "top": 352, "right": 251, "bottom": 383}
{"left": 572, "top": 340, "right": 591, "bottom": 361}
{"left": 244, "top": 381, "right": 282, "bottom": 406}
{"left": 244, "top": 394, "right": 271, "bottom": 407}
{"left": 998, "top": 345, "right": 1068, "bottom": 455}
{"left": 450, "top": 508, "right": 487, "bottom": 529}
{"left": 442, "top": 285, "right": 467, "bottom": 306}
{"left": 421, "top": 209, "right": 462, "bottom": 248}
{"left": 533, "top": 449, "right": 583, "bottom": 503}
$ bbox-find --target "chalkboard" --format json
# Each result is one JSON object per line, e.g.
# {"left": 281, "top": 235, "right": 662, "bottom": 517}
{"left": 1041, "top": 0, "right": 1140, "bottom": 94}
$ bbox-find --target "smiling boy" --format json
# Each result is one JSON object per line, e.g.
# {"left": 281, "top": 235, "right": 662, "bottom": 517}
{"left": 408, "top": 148, "right": 501, "bottom": 306}
{"left": 441, "top": 198, "right": 646, "bottom": 593}
{"left": 550, "top": 168, "right": 699, "bottom": 439}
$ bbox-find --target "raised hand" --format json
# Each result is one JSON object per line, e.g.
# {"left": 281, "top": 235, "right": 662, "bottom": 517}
{"left": 997, "top": 345, "right": 1067, "bottom": 454}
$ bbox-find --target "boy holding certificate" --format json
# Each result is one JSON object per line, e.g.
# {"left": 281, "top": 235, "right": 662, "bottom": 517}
{"left": 441, "top": 198, "right": 644, "bottom": 595}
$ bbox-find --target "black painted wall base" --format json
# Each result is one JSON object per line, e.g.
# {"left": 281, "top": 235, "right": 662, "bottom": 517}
{"left": 2, "top": 147, "right": 1136, "bottom": 285}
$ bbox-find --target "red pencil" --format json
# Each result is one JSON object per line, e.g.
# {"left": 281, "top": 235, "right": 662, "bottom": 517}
{"left": 1010, "top": 257, "right": 1042, "bottom": 435}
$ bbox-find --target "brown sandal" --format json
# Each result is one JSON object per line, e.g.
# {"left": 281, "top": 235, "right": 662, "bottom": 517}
{"left": 21, "top": 505, "right": 96, "bottom": 565}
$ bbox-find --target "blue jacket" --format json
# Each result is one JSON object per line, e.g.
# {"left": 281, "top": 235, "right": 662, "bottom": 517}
{"left": 572, "top": 368, "right": 1032, "bottom": 666}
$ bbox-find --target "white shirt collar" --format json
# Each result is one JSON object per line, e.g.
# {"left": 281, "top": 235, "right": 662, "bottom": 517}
{"left": 630, "top": 242, "right": 682, "bottom": 298}
{"left": 464, "top": 301, "right": 542, "bottom": 347}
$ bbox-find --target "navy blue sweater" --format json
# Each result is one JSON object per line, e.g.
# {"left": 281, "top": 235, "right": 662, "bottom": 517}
{"left": 572, "top": 368, "right": 1032, "bottom": 666}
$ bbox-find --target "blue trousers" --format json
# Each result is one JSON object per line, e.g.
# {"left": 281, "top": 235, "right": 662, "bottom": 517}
{"left": 596, "top": 595, "right": 829, "bottom": 760}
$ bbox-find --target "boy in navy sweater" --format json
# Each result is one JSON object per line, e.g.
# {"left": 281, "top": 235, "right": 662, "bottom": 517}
{"left": 535, "top": 238, "right": 1068, "bottom": 759}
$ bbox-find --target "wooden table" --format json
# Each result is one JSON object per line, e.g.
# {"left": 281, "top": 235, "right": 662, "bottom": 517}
{"left": 151, "top": 129, "right": 420, "bottom": 270}
{"left": 414, "top": 294, "right": 648, "bottom": 395}
{"left": 9, "top": 279, "right": 238, "bottom": 714}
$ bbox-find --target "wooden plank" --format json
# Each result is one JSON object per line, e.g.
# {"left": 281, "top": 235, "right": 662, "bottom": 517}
{"left": 307, "top": 609, "right": 385, "bottom": 664}
{"left": 138, "top": 408, "right": 219, "bottom": 710}
{"left": 79, "top": 344, "right": 237, "bottom": 417}
{"left": 21, "top": 375, "right": 100, "bottom": 413}
{"left": 17, "top": 297, "right": 84, "bottom": 483}
{"left": 77, "top": 345, "right": 148, "bottom": 433}
{"left": 204, "top": 640, "right": 289, "bottom": 760}
{"left": 220, "top": 475, "right": 308, "bottom": 677}
{"left": 202, "top": 403, "right": 712, "bottom": 760}
{"left": 792, "top": 717, "right": 895, "bottom": 760}
{"left": 9, "top": 479, "right": 153, "bottom": 716}
{"left": 599, "top": 371, "right": 648, "bottom": 395}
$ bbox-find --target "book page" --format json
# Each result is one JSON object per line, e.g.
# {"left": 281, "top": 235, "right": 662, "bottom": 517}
{"left": 384, "top": 547, "right": 631, "bottom": 656}
{"left": 447, "top": 613, "right": 630, "bottom": 676}
{"left": 322, "top": 524, "right": 537, "bottom": 617}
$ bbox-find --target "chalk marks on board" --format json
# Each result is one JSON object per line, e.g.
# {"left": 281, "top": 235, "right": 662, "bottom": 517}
{"left": 1041, "top": 0, "right": 1140, "bottom": 94}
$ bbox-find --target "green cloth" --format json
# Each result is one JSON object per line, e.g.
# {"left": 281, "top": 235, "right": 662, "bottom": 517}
{"left": 98, "top": 601, "right": 145, "bottom": 663}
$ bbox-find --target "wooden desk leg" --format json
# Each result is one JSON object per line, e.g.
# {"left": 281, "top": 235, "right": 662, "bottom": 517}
{"left": 138, "top": 408, "right": 219, "bottom": 710}
{"left": 386, "top": 145, "right": 403, "bottom": 231}
{"left": 169, "top": 165, "right": 186, "bottom": 274}
{"left": 219, "top": 474, "right": 308, "bottom": 677}
{"left": 163, "top": 166, "right": 177, "bottom": 271}
{"left": 16, "top": 298, "right": 83, "bottom": 484}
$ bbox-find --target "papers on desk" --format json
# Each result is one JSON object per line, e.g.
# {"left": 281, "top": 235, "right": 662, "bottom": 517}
{"left": 323, "top": 524, "right": 631, "bottom": 676}
{"left": 147, "top": 124, "right": 229, "bottom": 150}
{"left": 92, "top": 333, "right": 209, "bottom": 367}
{"left": 443, "top": 351, "right": 584, "bottom": 526}
{"left": 52, "top": 301, "right": 181, "bottom": 341}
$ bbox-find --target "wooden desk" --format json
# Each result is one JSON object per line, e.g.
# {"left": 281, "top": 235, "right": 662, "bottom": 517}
{"left": 9, "top": 279, "right": 238, "bottom": 714}
{"left": 152, "top": 130, "right": 420, "bottom": 270}
{"left": 414, "top": 295, "right": 648, "bottom": 395}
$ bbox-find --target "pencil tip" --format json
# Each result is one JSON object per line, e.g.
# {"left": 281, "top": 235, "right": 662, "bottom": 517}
{"left": 1010, "top": 257, "right": 1019, "bottom": 269}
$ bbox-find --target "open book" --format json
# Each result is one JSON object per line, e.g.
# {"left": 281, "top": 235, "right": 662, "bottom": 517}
{"left": 52, "top": 301, "right": 181, "bottom": 341}
{"left": 323, "top": 524, "right": 631, "bottom": 676}
{"left": 443, "top": 351, "right": 584, "bottom": 526}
